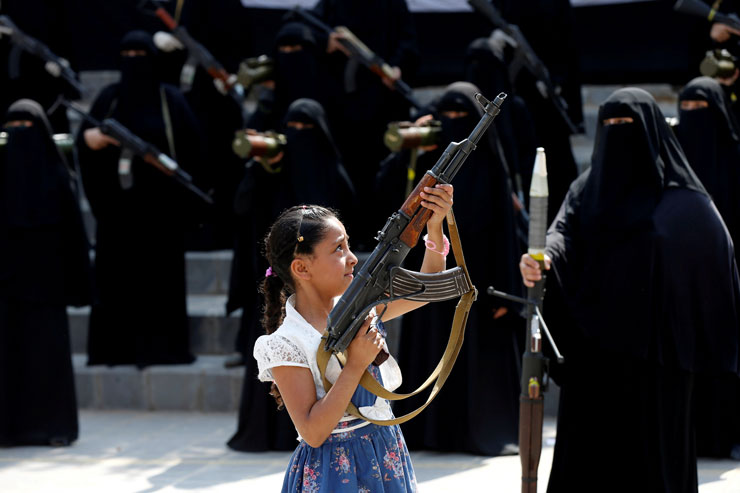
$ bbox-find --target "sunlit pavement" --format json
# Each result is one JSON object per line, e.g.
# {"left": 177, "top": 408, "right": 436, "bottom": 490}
{"left": 0, "top": 411, "right": 738, "bottom": 492}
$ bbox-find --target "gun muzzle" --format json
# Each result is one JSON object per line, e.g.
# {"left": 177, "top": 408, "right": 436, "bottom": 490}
{"left": 232, "top": 130, "right": 286, "bottom": 159}
{"left": 700, "top": 49, "right": 738, "bottom": 78}
{"left": 384, "top": 121, "right": 442, "bottom": 152}
{"left": 0, "top": 132, "right": 74, "bottom": 153}
{"left": 237, "top": 55, "right": 275, "bottom": 88}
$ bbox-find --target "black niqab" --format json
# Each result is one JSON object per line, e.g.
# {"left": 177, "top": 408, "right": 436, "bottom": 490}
{"left": 272, "top": 23, "right": 323, "bottom": 125}
{"left": 281, "top": 98, "right": 355, "bottom": 211}
{"left": 116, "top": 31, "right": 163, "bottom": 133}
{"left": 581, "top": 87, "right": 704, "bottom": 233}
{"left": 2, "top": 99, "right": 64, "bottom": 228}
{"left": 677, "top": 77, "right": 740, "bottom": 250}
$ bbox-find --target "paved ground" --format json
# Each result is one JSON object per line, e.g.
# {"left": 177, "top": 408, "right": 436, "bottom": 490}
{"left": 1, "top": 411, "right": 739, "bottom": 492}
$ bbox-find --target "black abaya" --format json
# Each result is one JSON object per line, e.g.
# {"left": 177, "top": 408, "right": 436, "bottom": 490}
{"left": 676, "top": 76, "right": 740, "bottom": 459}
{"left": 543, "top": 88, "right": 739, "bottom": 492}
{"left": 0, "top": 99, "right": 92, "bottom": 446}
{"left": 76, "top": 32, "right": 202, "bottom": 368}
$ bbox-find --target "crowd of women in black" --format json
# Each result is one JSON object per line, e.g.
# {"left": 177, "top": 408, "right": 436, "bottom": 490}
{"left": 1, "top": 0, "right": 739, "bottom": 491}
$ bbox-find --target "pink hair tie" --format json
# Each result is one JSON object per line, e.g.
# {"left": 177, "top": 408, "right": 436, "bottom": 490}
{"left": 265, "top": 266, "right": 276, "bottom": 278}
{"left": 422, "top": 234, "right": 450, "bottom": 258}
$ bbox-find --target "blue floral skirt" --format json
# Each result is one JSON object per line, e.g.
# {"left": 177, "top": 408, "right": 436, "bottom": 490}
{"left": 281, "top": 420, "right": 417, "bottom": 492}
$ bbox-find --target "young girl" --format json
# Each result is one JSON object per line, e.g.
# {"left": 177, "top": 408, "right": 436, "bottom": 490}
{"left": 254, "top": 184, "right": 454, "bottom": 491}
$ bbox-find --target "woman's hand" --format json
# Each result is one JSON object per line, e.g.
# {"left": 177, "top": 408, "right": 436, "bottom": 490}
{"left": 421, "top": 184, "right": 453, "bottom": 230}
{"left": 327, "top": 31, "right": 351, "bottom": 56}
{"left": 520, "top": 253, "right": 552, "bottom": 288}
{"left": 711, "top": 22, "right": 740, "bottom": 43}
{"left": 84, "top": 128, "right": 120, "bottom": 151}
{"left": 345, "top": 316, "right": 383, "bottom": 371}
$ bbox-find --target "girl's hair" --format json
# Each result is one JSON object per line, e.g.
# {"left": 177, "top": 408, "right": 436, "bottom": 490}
{"left": 260, "top": 205, "right": 337, "bottom": 408}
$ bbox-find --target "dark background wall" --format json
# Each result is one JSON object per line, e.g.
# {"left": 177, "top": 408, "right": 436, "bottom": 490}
{"left": 56, "top": 0, "right": 711, "bottom": 86}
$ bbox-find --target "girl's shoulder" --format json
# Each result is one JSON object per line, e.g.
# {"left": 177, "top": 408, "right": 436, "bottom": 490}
{"left": 253, "top": 325, "right": 312, "bottom": 382}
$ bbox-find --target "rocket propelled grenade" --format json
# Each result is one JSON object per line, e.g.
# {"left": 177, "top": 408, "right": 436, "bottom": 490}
{"left": 528, "top": 147, "right": 548, "bottom": 268}
{"left": 519, "top": 146, "right": 548, "bottom": 493}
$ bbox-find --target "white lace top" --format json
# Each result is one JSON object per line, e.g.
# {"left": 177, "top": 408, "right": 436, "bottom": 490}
{"left": 253, "top": 294, "right": 403, "bottom": 435}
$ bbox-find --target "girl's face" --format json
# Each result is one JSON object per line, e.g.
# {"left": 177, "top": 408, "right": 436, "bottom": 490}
{"left": 303, "top": 217, "right": 358, "bottom": 298}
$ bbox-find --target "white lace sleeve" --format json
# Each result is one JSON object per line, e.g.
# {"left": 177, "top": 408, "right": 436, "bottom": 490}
{"left": 253, "top": 334, "right": 310, "bottom": 382}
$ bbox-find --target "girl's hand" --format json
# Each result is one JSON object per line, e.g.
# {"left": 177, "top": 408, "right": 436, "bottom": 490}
{"left": 421, "top": 184, "right": 453, "bottom": 229}
{"left": 345, "top": 316, "right": 383, "bottom": 371}
{"left": 520, "top": 253, "right": 552, "bottom": 288}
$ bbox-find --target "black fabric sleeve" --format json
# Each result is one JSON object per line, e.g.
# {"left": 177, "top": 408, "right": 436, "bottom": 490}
{"left": 74, "top": 85, "right": 123, "bottom": 222}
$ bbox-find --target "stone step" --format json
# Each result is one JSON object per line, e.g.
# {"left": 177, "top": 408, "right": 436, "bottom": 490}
{"left": 72, "top": 353, "right": 559, "bottom": 416}
{"left": 73, "top": 354, "right": 243, "bottom": 412}
{"left": 185, "top": 250, "right": 233, "bottom": 295}
{"left": 68, "top": 295, "right": 241, "bottom": 356}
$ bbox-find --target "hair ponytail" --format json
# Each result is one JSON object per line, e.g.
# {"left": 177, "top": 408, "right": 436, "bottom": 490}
{"left": 260, "top": 274, "right": 287, "bottom": 335}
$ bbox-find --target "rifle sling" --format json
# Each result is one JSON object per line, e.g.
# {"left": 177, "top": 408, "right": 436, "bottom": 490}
{"left": 160, "top": 86, "right": 177, "bottom": 161}
{"left": 316, "top": 208, "right": 477, "bottom": 426}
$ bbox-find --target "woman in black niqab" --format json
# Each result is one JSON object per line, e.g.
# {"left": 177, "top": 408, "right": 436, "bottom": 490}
{"left": 0, "top": 99, "right": 92, "bottom": 446}
{"left": 387, "top": 82, "right": 524, "bottom": 456}
{"left": 227, "top": 98, "right": 354, "bottom": 452}
{"left": 465, "top": 37, "right": 538, "bottom": 205}
{"left": 539, "top": 88, "right": 739, "bottom": 493}
{"left": 247, "top": 22, "right": 323, "bottom": 133}
{"left": 677, "top": 76, "right": 740, "bottom": 251}
{"left": 676, "top": 76, "right": 740, "bottom": 459}
{"left": 76, "top": 30, "right": 201, "bottom": 368}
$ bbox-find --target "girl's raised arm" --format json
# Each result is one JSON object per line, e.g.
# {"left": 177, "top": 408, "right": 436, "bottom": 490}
{"left": 381, "top": 184, "right": 453, "bottom": 321}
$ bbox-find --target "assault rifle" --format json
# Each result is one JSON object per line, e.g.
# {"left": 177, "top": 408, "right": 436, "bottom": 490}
{"left": 291, "top": 7, "right": 422, "bottom": 110}
{"left": 0, "top": 15, "right": 84, "bottom": 94}
{"left": 61, "top": 100, "right": 213, "bottom": 205}
{"left": 140, "top": 0, "right": 245, "bottom": 103}
{"left": 467, "top": 0, "right": 579, "bottom": 134}
{"left": 323, "top": 92, "right": 506, "bottom": 356}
